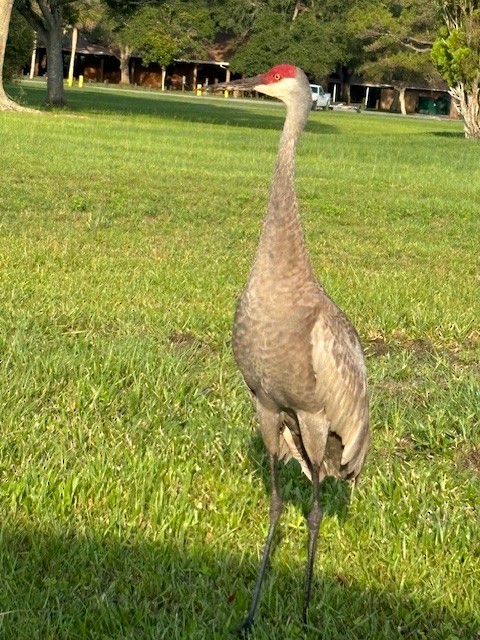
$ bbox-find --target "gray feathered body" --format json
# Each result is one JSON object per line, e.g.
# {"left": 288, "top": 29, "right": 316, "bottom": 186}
{"left": 233, "top": 70, "right": 369, "bottom": 482}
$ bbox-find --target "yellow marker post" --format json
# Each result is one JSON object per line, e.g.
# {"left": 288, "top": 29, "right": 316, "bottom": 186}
{"left": 78, "top": 75, "right": 84, "bottom": 88}
{"left": 224, "top": 89, "right": 229, "bottom": 98}
{"left": 196, "top": 83, "right": 202, "bottom": 96}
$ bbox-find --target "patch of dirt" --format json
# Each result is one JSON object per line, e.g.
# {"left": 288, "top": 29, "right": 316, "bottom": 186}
{"left": 365, "top": 335, "right": 478, "bottom": 371}
{"left": 461, "top": 448, "right": 480, "bottom": 475}
{"left": 168, "top": 330, "right": 200, "bottom": 349}
{"left": 167, "top": 331, "right": 218, "bottom": 356}
{"left": 365, "top": 337, "right": 391, "bottom": 357}
{"left": 366, "top": 336, "right": 437, "bottom": 359}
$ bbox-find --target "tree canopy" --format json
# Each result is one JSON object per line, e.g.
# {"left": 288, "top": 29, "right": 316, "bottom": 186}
{"left": 349, "top": 0, "right": 441, "bottom": 112}
{"left": 122, "top": 2, "right": 214, "bottom": 68}
{"left": 229, "top": 6, "right": 342, "bottom": 80}
{"left": 432, "top": 0, "right": 480, "bottom": 138}
{"left": 4, "top": 6, "right": 32, "bottom": 81}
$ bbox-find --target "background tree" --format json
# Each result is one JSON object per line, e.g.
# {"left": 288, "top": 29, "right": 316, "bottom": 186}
{"left": 4, "top": 6, "right": 32, "bottom": 79}
{"left": 1, "top": 0, "right": 34, "bottom": 110}
{"left": 96, "top": 0, "right": 143, "bottom": 84}
{"left": 121, "top": 1, "right": 215, "bottom": 89}
{"left": 335, "top": 7, "right": 366, "bottom": 103}
{"left": 432, "top": 0, "right": 480, "bottom": 139}
{"left": 228, "top": 1, "right": 343, "bottom": 81}
{"left": 350, "top": 0, "right": 441, "bottom": 113}
{"left": 360, "top": 50, "right": 441, "bottom": 113}
{"left": 228, "top": 10, "right": 294, "bottom": 77}
{"left": 15, "top": 0, "right": 66, "bottom": 106}
{"left": 0, "top": 0, "right": 23, "bottom": 109}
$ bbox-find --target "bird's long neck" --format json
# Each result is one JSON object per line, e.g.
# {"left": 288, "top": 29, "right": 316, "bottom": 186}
{"left": 250, "top": 99, "right": 313, "bottom": 284}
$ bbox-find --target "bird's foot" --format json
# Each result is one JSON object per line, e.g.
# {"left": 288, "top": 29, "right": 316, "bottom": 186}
{"left": 235, "top": 617, "right": 254, "bottom": 638}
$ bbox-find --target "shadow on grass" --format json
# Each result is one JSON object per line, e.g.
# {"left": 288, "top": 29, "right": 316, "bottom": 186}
{"left": 5, "top": 82, "right": 337, "bottom": 135}
{"left": 0, "top": 524, "right": 477, "bottom": 639}
{"left": 429, "top": 130, "right": 465, "bottom": 139}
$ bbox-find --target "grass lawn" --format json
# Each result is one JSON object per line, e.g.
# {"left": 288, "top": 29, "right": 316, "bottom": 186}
{"left": 0, "top": 80, "right": 479, "bottom": 639}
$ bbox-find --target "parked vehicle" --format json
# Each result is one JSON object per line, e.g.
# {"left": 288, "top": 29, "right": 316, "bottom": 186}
{"left": 310, "top": 84, "right": 331, "bottom": 110}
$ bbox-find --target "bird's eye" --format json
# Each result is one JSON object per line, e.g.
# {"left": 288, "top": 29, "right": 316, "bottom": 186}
{"left": 274, "top": 73, "right": 281, "bottom": 81}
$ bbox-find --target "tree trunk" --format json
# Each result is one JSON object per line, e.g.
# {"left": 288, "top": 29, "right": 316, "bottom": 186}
{"left": 161, "top": 65, "right": 166, "bottom": 91}
{"left": 29, "top": 31, "right": 37, "bottom": 78}
{"left": 450, "top": 81, "right": 480, "bottom": 140}
{"left": 340, "top": 66, "right": 353, "bottom": 105}
{"left": 193, "top": 63, "right": 197, "bottom": 91}
{"left": 398, "top": 86, "right": 407, "bottom": 115}
{"left": 44, "top": 2, "right": 64, "bottom": 106}
{"left": 0, "top": 0, "right": 27, "bottom": 110}
{"left": 119, "top": 45, "right": 131, "bottom": 84}
{"left": 17, "top": 0, "right": 65, "bottom": 106}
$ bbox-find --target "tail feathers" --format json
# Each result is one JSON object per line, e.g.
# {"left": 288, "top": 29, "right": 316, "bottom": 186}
{"left": 280, "top": 424, "right": 312, "bottom": 480}
{"left": 280, "top": 419, "right": 358, "bottom": 482}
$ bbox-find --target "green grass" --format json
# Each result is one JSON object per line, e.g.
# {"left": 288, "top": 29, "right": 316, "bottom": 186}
{"left": 0, "top": 80, "right": 479, "bottom": 639}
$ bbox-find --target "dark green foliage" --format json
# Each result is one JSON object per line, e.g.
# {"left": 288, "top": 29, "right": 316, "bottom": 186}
{"left": 230, "top": 7, "right": 343, "bottom": 80}
{"left": 360, "top": 49, "right": 440, "bottom": 86}
{"left": 432, "top": 0, "right": 480, "bottom": 138}
{"left": 229, "top": 11, "right": 292, "bottom": 76}
{"left": 4, "top": 10, "right": 33, "bottom": 81}
{"left": 120, "top": 1, "right": 215, "bottom": 66}
{"left": 432, "top": 4, "right": 480, "bottom": 89}
{"left": 350, "top": 0, "right": 441, "bottom": 89}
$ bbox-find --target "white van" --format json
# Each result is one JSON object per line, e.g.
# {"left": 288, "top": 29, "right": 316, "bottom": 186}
{"left": 310, "top": 84, "right": 331, "bottom": 110}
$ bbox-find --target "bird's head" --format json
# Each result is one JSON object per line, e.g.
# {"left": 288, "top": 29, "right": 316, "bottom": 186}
{"left": 212, "top": 64, "right": 311, "bottom": 109}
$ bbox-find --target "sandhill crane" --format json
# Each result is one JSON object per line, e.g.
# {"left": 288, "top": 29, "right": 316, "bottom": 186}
{"left": 214, "top": 64, "right": 369, "bottom": 633}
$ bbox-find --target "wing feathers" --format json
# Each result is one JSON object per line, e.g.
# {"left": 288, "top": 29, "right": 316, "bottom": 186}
{"left": 310, "top": 310, "right": 369, "bottom": 477}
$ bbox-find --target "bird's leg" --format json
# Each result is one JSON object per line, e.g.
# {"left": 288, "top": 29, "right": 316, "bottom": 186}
{"left": 237, "top": 453, "right": 283, "bottom": 636}
{"left": 303, "top": 463, "right": 323, "bottom": 625}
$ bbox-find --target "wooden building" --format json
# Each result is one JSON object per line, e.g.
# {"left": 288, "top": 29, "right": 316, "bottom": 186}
{"left": 32, "top": 35, "right": 235, "bottom": 90}
{"left": 327, "top": 79, "right": 456, "bottom": 118}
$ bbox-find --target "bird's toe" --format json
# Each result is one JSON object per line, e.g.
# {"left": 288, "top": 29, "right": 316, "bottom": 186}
{"left": 235, "top": 617, "right": 254, "bottom": 638}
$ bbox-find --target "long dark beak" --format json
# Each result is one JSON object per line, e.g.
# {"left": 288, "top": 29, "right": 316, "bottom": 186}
{"left": 208, "top": 74, "right": 263, "bottom": 93}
